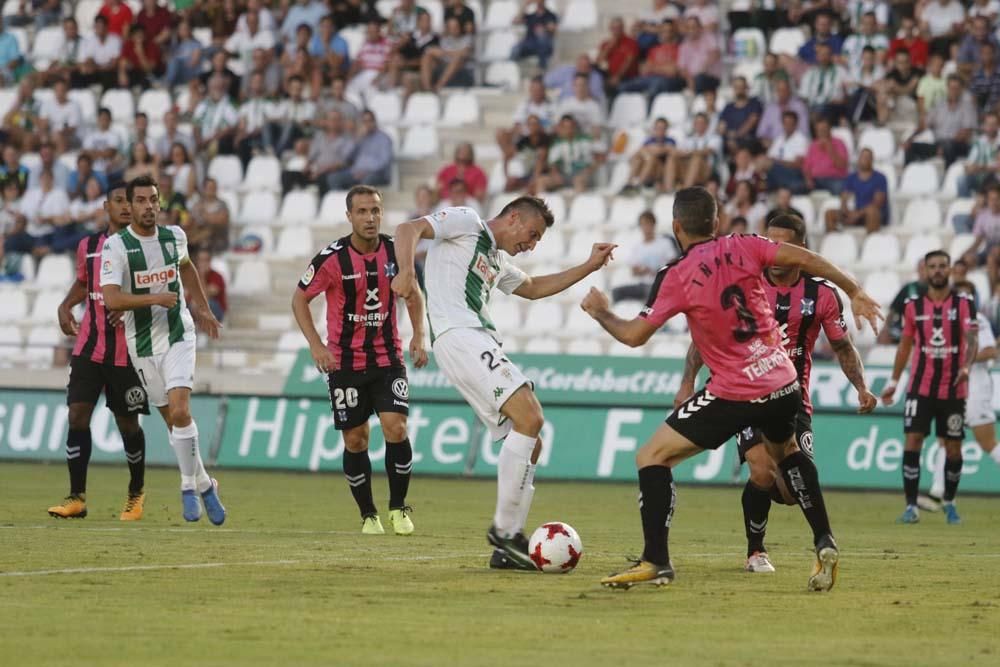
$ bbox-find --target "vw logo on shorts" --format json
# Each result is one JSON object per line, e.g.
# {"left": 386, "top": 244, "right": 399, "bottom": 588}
{"left": 125, "top": 386, "right": 147, "bottom": 408}
{"left": 947, "top": 414, "right": 964, "bottom": 432}
{"left": 799, "top": 431, "right": 814, "bottom": 458}
{"left": 392, "top": 378, "right": 409, "bottom": 400}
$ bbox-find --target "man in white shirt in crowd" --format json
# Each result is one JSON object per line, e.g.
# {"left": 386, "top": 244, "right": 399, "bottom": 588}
{"left": 757, "top": 110, "right": 809, "bottom": 193}
{"left": 155, "top": 109, "right": 196, "bottom": 166}
{"left": 5, "top": 169, "right": 74, "bottom": 256}
{"left": 264, "top": 74, "right": 316, "bottom": 157}
{"left": 235, "top": 71, "right": 271, "bottom": 168}
{"left": 663, "top": 112, "right": 721, "bottom": 192}
{"left": 193, "top": 75, "right": 239, "bottom": 156}
{"left": 82, "top": 107, "right": 125, "bottom": 179}
{"left": 38, "top": 77, "right": 82, "bottom": 153}
{"left": 225, "top": 9, "right": 276, "bottom": 74}
{"left": 71, "top": 14, "right": 121, "bottom": 90}
{"left": 611, "top": 210, "right": 678, "bottom": 302}
{"left": 555, "top": 73, "right": 607, "bottom": 139}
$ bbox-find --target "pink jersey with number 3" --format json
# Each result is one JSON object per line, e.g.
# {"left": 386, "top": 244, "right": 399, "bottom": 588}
{"left": 641, "top": 234, "right": 797, "bottom": 401}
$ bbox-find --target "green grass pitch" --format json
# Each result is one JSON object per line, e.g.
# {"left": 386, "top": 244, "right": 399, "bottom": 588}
{"left": 1, "top": 462, "right": 998, "bottom": 666}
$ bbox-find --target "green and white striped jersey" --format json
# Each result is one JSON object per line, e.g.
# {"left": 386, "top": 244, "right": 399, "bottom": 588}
{"left": 100, "top": 224, "right": 196, "bottom": 358}
{"left": 423, "top": 207, "right": 527, "bottom": 344}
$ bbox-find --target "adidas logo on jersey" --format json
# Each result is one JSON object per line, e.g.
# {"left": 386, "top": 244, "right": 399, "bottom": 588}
{"left": 134, "top": 265, "right": 177, "bottom": 287}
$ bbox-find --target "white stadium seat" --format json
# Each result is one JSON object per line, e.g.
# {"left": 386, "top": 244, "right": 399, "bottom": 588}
{"left": 440, "top": 92, "right": 480, "bottom": 127}
{"left": 241, "top": 156, "right": 282, "bottom": 192}
{"left": 818, "top": 232, "right": 858, "bottom": 266}
{"left": 368, "top": 90, "right": 402, "bottom": 126}
{"left": 482, "top": 30, "right": 519, "bottom": 62}
{"left": 903, "top": 234, "right": 943, "bottom": 267}
{"left": 941, "top": 161, "right": 965, "bottom": 199}
{"left": 524, "top": 337, "right": 561, "bottom": 353}
{"left": 400, "top": 92, "right": 440, "bottom": 127}
{"left": 484, "top": 0, "right": 519, "bottom": 31}
{"left": 649, "top": 339, "right": 689, "bottom": 358}
{"left": 652, "top": 194, "right": 675, "bottom": 223}
{"left": 339, "top": 26, "right": 365, "bottom": 59}
{"left": 0, "top": 88, "right": 18, "bottom": 120}
{"left": 563, "top": 268, "right": 606, "bottom": 301}
{"left": 523, "top": 301, "right": 565, "bottom": 335}
{"left": 137, "top": 89, "right": 173, "bottom": 121}
{"left": 566, "top": 339, "right": 604, "bottom": 355}
{"left": 609, "top": 196, "right": 647, "bottom": 226}
{"left": 318, "top": 190, "right": 351, "bottom": 224}
{"left": 790, "top": 195, "right": 816, "bottom": 230}
{"left": 898, "top": 163, "right": 939, "bottom": 197}
{"left": 400, "top": 125, "right": 439, "bottom": 159}
{"left": 31, "top": 26, "right": 65, "bottom": 66}
{"left": 28, "top": 290, "right": 63, "bottom": 324}
{"left": 608, "top": 93, "right": 647, "bottom": 130}
{"left": 523, "top": 227, "right": 566, "bottom": 265}
{"left": 75, "top": 0, "right": 102, "bottom": 29}
{"left": 0, "top": 289, "right": 28, "bottom": 321}
{"left": 239, "top": 191, "right": 279, "bottom": 225}
{"left": 900, "top": 198, "right": 942, "bottom": 233}
{"left": 23, "top": 326, "right": 60, "bottom": 368}
{"left": 861, "top": 271, "right": 902, "bottom": 307}
{"left": 603, "top": 161, "right": 632, "bottom": 195}
{"left": 945, "top": 198, "right": 975, "bottom": 229}
{"left": 100, "top": 88, "right": 135, "bottom": 125}
{"left": 567, "top": 193, "right": 607, "bottom": 228}
{"left": 730, "top": 28, "right": 766, "bottom": 62}
{"left": 69, "top": 89, "right": 97, "bottom": 126}
{"left": 0, "top": 325, "right": 24, "bottom": 366}
{"left": 648, "top": 92, "right": 689, "bottom": 128}
{"left": 564, "top": 306, "right": 597, "bottom": 335}
{"left": 34, "top": 254, "right": 74, "bottom": 289}
{"left": 230, "top": 259, "right": 272, "bottom": 296}
{"left": 831, "top": 126, "right": 856, "bottom": 160}
{"left": 608, "top": 340, "right": 645, "bottom": 357}
{"left": 208, "top": 155, "right": 244, "bottom": 191}
{"left": 540, "top": 193, "right": 566, "bottom": 226}
{"left": 278, "top": 190, "right": 319, "bottom": 226}
{"left": 858, "top": 232, "right": 901, "bottom": 269}
{"left": 858, "top": 127, "right": 895, "bottom": 162}
{"left": 241, "top": 225, "right": 274, "bottom": 253}
{"left": 970, "top": 270, "right": 991, "bottom": 303}
{"left": 485, "top": 62, "right": 521, "bottom": 90}
{"left": 768, "top": 27, "right": 807, "bottom": 55}
{"left": 950, "top": 233, "right": 976, "bottom": 259}
{"left": 560, "top": 0, "right": 598, "bottom": 31}
{"left": 489, "top": 297, "right": 522, "bottom": 330}
{"left": 275, "top": 227, "right": 315, "bottom": 258}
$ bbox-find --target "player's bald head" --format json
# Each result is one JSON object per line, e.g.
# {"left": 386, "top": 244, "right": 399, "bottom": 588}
{"left": 672, "top": 187, "right": 717, "bottom": 239}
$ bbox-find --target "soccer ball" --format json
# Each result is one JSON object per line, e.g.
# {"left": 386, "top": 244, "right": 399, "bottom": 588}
{"left": 528, "top": 522, "right": 583, "bottom": 573}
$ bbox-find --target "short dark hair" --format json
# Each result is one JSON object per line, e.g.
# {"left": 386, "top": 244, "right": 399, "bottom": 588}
{"left": 672, "top": 187, "right": 717, "bottom": 237}
{"left": 94, "top": 15, "right": 107, "bottom": 25}
{"left": 127, "top": 175, "right": 159, "bottom": 202}
{"left": 781, "top": 110, "right": 798, "bottom": 123}
{"left": 729, "top": 216, "right": 748, "bottom": 230}
{"left": 639, "top": 210, "right": 656, "bottom": 226}
{"left": 346, "top": 185, "right": 382, "bottom": 211}
{"left": 766, "top": 213, "right": 807, "bottom": 244}
{"left": 499, "top": 196, "right": 555, "bottom": 228}
{"left": 925, "top": 249, "right": 950, "bottom": 264}
{"left": 947, "top": 74, "right": 964, "bottom": 86}
{"left": 97, "top": 107, "right": 111, "bottom": 118}
{"left": 107, "top": 181, "right": 128, "bottom": 197}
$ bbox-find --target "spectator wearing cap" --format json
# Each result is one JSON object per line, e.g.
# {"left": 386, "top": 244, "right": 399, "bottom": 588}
{"left": 554, "top": 74, "right": 606, "bottom": 138}
{"left": 71, "top": 15, "right": 121, "bottom": 89}
{"left": 420, "top": 16, "right": 473, "bottom": 92}
{"left": 617, "top": 20, "right": 684, "bottom": 98}
{"left": 802, "top": 116, "right": 849, "bottom": 194}
{"left": 435, "top": 143, "right": 487, "bottom": 203}
{"left": 959, "top": 112, "right": 1000, "bottom": 198}
{"left": 825, "top": 147, "right": 889, "bottom": 233}
{"left": 597, "top": 17, "right": 640, "bottom": 95}
{"left": 756, "top": 76, "right": 810, "bottom": 151}
{"left": 957, "top": 15, "right": 999, "bottom": 81}
{"left": 757, "top": 110, "right": 809, "bottom": 194}
{"left": 904, "top": 74, "right": 977, "bottom": 167}
{"left": 798, "top": 43, "right": 850, "bottom": 122}
{"left": 544, "top": 54, "right": 605, "bottom": 102}
{"left": 677, "top": 15, "right": 721, "bottom": 93}
{"left": 718, "top": 76, "right": 762, "bottom": 156}
{"left": 511, "top": 0, "right": 558, "bottom": 69}
{"left": 326, "top": 110, "right": 393, "bottom": 190}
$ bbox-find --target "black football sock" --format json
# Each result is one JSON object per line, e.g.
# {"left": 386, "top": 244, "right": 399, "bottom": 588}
{"left": 742, "top": 480, "right": 772, "bottom": 556}
{"left": 638, "top": 466, "right": 675, "bottom": 567}
{"left": 779, "top": 451, "right": 832, "bottom": 547}
{"left": 122, "top": 428, "right": 146, "bottom": 495}
{"left": 343, "top": 449, "right": 377, "bottom": 517}
{"left": 67, "top": 429, "right": 93, "bottom": 497}
{"left": 943, "top": 455, "right": 963, "bottom": 502}
{"left": 902, "top": 450, "right": 921, "bottom": 507}
{"left": 384, "top": 439, "right": 413, "bottom": 510}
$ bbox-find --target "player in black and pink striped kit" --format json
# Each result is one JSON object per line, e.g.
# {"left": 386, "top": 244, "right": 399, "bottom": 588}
{"left": 48, "top": 183, "right": 151, "bottom": 521}
{"left": 882, "top": 250, "right": 978, "bottom": 525}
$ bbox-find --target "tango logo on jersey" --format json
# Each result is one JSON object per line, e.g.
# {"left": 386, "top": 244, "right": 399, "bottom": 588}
{"left": 134, "top": 264, "right": 177, "bottom": 287}
{"left": 471, "top": 252, "right": 498, "bottom": 285}
{"left": 800, "top": 298, "right": 815, "bottom": 316}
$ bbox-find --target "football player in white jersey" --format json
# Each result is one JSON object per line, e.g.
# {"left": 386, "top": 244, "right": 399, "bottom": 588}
{"left": 392, "top": 197, "right": 615, "bottom": 569}
{"left": 100, "top": 176, "right": 226, "bottom": 524}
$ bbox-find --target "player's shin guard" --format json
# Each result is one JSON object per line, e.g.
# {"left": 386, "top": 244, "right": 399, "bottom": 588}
{"left": 778, "top": 451, "right": 832, "bottom": 547}
{"left": 170, "top": 423, "right": 201, "bottom": 491}
{"left": 943, "top": 455, "right": 963, "bottom": 502}
{"left": 638, "top": 465, "right": 675, "bottom": 567}
{"left": 343, "top": 449, "right": 377, "bottom": 517}
{"left": 384, "top": 439, "right": 413, "bottom": 510}
{"left": 742, "top": 481, "right": 772, "bottom": 556}
{"left": 66, "top": 429, "right": 93, "bottom": 496}
{"left": 122, "top": 428, "right": 146, "bottom": 495}
{"left": 494, "top": 430, "right": 535, "bottom": 538}
{"left": 902, "top": 450, "right": 921, "bottom": 507}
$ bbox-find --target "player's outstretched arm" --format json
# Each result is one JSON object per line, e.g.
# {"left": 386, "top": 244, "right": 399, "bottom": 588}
{"left": 881, "top": 334, "right": 913, "bottom": 406}
{"left": 830, "top": 337, "right": 877, "bottom": 413}
{"left": 674, "top": 344, "right": 703, "bottom": 409}
{"left": 773, "top": 243, "right": 883, "bottom": 333}
{"left": 580, "top": 287, "right": 658, "bottom": 348}
{"left": 391, "top": 219, "right": 435, "bottom": 300}
{"left": 179, "top": 259, "right": 222, "bottom": 340}
{"left": 513, "top": 243, "right": 616, "bottom": 300}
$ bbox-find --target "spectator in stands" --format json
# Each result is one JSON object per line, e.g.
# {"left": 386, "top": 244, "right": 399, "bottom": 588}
{"left": 6, "top": 0, "right": 61, "bottom": 31}
{"left": 389, "top": 0, "right": 425, "bottom": 38}
{"left": 117, "top": 24, "right": 164, "bottom": 88}
{"left": 157, "top": 176, "right": 189, "bottom": 227}
{"left": 698, "top": 88, "right": 721, "bottom": 133}
{"left": 971, "top": 43, "right": 1000, "bottom": 115}
{"left": 634, "top": 0, "right": 680, "bottom": 54}
{"left": 311, "top": 14, "right": 350, "bottom": 93}
{"left": 757, "top": 110, "right": 808, "bottom": 193}
{"left": 847, "top": 45, "right": 884, "bottom": 124}
{"left": 964, "top": 184, "right": 1000, "bottom": 277}
{"left": 0, "top": 16, "right": 23, "bottom": 86}
{"left": 718, "top": 76, "right": 762, "bottom": 157}
{"left": 156, "top": 109, "right": 196, "bottom": 166}
{"left": 725, "top": 147, "right": 765, "bottom": 198}
{"left": 544, "top": 54, "right": 605, "bottom": 102}
{"left": 194, "top": 74, "right": 239, "bottom": 157}
{"left": 887, "top": 16, "right": 929, "bottom": 70}
{"left": 765, "top": 186, "right": 805, "bottom": 224}
{"left": 611, "top": 210, "right": 678, "bottom": 302}
{"left": 329, "top": 0, "right": 381, "bottom": 28}
{"left": 841, "top": 11, "right": 889, "bottom": 74}
{"left": 82, "top": 108, "right": 125, "bottom": 181}
{"left": 234, "top": 0, "right": 277, "bottom": 34}
{"left": 960, "top": 112, "right": 1000, "bottom": 197}
{"left": 796, "top": 11, "right": 843, "bottom": 66}
{"left": 326, "top": 109, "right": 393, "bottom": 189}
{"left": 677, "top": 15, "right": 721, "bottom": 94}
{"left": 504, "top": 114, "right": 551, "bottom": 192}
{"left": 243, "top": 46, "right": 284, "bottom": 100}
{"left": 280, "top": 25, "right": 318, "bottom": 91}
{"left": 664, "top": 112, "right": 720, "bottom": 192}
{"left": 193, "top": 248, "right": 228, "bottom": 322}
{"left": 951, "top": 257, "right": 969, "bottom": 284}
{"left": 803, "top": 116, "right": 849, "bottom": 194}
{"left": 685, "top": 0, "right": 719, "bottom": 29}
{"left": 0, "top": 146, "right": 29, "bottom": 197}
{"left": 346, "top": 20, "right": 391, "bottom": 103}
{"left": 970, "top": 0, "right": 1000, "bottom": 20}
{"left": 878, "top": 258, "right": 927, "bottom": 344}
{"left": 188, "top": 178, "right": 231, "bottom": 254}
{"left": 435, "top": 143, "right": 487, "bottom": 202}
{"left": 124, "top": 142, "right": 158, "bottom": 183}
{"left": 320, "top": 75, "right": 360, "bottom": 122}
{"left": 40, "top": 17, "right": 81, "bottom": 85}
{"left": 164, "top": 19, "right": 202, "bottom": 88}
{"left": 799, "top": 43, "right": 850, "bottom": 122}
{"left": 387, "top": 9, "right": 437, "bottom": 91}
{"left": 11, "top": 168, "right": 75, "bottom": 256}
{"left": 502, "top": 76, "right": 555, "bottom": 142}
{"left": 555, "top": 74, "right": 606, "bottom": 137}
{"left": 201, "top": 48, "right": 243, "bottom": 101}
{"left": 67, "top": 154, "right": 107, "bottom": 201}
{"left": 876, "top": 49, "right": 922, "bottom": 125}
{"left": 597, "top": 17, "right": 640, "bottom": 95}
{"left": 126, "top": 112, "right": 150, "bottom": 159}
{"left": 617, "top": 20, "right": 683, "bottom": 98}
{"left": 98, "top": 0, "right": 133, "bottom": 36}
{"left": 511, "top": 0, "right": 558, "bottom": 69}
{"left": 227, "top": 9, "right": 277, "bottom": 74}
{"left": 726, "top": 216, "right": 749, "bottom": 235}
{"left": 825, "top": 147, "right": 888, "bottom": 233}
{"left": 756, "top": 76, "right": 809, "bottom": 150}
{"left": 281, "top": 0, "right": 328, "bottom": 50}
{"left": 265, "top": 75, "right": 316, "bottom": 157}
{"left": 444, "top": 0, "right": 477, "bottom": 34}
{"left": 235, "top": 71, "right": 270, "bottom": 168}
{"left": 917, "top": 0, "right": 965, "bottom": 57}
{"left": 69, "top": 176, "right": 109, "bottom": 233}
{"left": 72, "top": 14, "right": 122, "bottom": 90}
{"left": 435, "top": 178, "right": 482, "bottom": 215}
{"left": 915, "top": 52, "right": 947, "bottom": 117}
{"left": 282, "top": 110, "right": 357, "bottom": 195}
{"left": 620, "top": 117, "right": 676, "bottom": 195}
{"left": 535, "top": 114, "right": 605, "bottom": 193}
{"left": 136, "top": 0, "right": 174, "bottom": 48}
{"left": 958, "top": 15, "right": 998, "bottom": 81}
{"left": 37, "top": 78, "right": 81, "bottom": 153}
{"left": 723, "top": 181, "right": 768, "bottom": 233}
{"left": 420, "top": 16, "right": 473, "bottom": 92}
{"left": 905, "top": 74, "right": 977, "bottom": 166}
{"left": 28, "top": 142, "right": 69, "bottom": 191}
{"left": 164, "top": 142, "right": 198, "bottom": 200}
{"left": 1, "top": 77, "right": 37, "bottom": 150}
{"left": 751, "top": 52, "right": 783, "bottom": 105}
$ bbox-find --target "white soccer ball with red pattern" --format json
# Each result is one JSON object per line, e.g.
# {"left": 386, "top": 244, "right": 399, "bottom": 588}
{"left": 528, "top": 522, "right": 583, "bottom": 573}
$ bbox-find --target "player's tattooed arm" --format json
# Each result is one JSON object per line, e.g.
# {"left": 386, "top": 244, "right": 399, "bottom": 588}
{"left": 674, "top": 344, "right": 703, "bottom": 408}
{"left": 830, "top": 337, "right": 877, "bottom": 413}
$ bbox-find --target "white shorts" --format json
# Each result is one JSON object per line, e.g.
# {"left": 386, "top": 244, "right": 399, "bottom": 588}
{"left": 965, "top": 372, "right": 996, "bottom": 428}
{"left": 131, "top": 339, "right": 196, "bottom": 408}
{"left": 433, "top": 328, "right": 531, "bottom": 441}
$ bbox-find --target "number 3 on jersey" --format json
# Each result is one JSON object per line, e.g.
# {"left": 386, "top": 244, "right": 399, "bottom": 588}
{"left": 333, "top": 387, "right": 359, "bottom": 410}
{"left": 721, "top": 285, "right": 759, "bottom": 342}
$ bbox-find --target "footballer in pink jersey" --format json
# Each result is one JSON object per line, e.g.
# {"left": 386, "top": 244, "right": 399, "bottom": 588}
{"left": 581, "top": 187, "right": 882, "bottom": 591}
{"left": 677, "top": 214, "right": 877, "bottom": 574}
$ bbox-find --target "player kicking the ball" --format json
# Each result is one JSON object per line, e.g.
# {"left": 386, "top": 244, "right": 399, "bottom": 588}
{"left": 676, "top": 214, "right": 877, "bottom": 574}
{"left": 582, "top": 187, "right": 882, "bottom": 590}
{"left": 100, "top": 176, "right": 226, "bottom": 525}
{"left": 292, "top": 186, "right": 428, "bottom": 535}
{"left": 392, "top": 197, "right": 615, "bottom": 570}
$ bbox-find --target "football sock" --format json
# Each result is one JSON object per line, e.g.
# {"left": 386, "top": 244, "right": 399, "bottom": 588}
{"left": 902, "top": 450, "right": 921, "bottom": 507}
{"left": 343, "top": 449, "right": 377, "bottom": 517}
{"left": 930, "top": 448, "right": 945, "bottom": 499}
{"left": 66, "top": 428, "right": 92, "bottom": 496}
{"left": 513, "top": 463, "right": 536, "bottom": 535}
{"left": 384, "top": 439, "right": 413, "bottom": 510}
{"left": 122, "top": 428, "right": 146, "bottom": 495}
{"left": 943, "top": 455, "right": 963, "bottom": 502}
{"left": 638, "top": 465, "right": 674, "bottom": 567}
{"left": 494, "top": 430, "right": 535, "bottom": 538}
{"left": 742, "top": 480, "right": 772, "bottom": 557}
{"left": 778, "top": 451, "right": 832, "bottom": 547}
{"left": 170, "top": 423, "right": 200, "bottom": 492}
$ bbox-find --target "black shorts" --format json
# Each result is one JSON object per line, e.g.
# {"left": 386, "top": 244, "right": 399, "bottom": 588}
{"left": 903, "top": 394, "right": 966, "bottom": 440}
{"left": 327, "top": 366, "right": 409, "bottom": 430}
{"left": 66, "top": 356, "right": 150, "bottom": 416}
{"left": 666, "top": 381, "right": 802, "bottom": 450}
{"left": 737, "top": 410, "right": 814, "bottom": 463}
